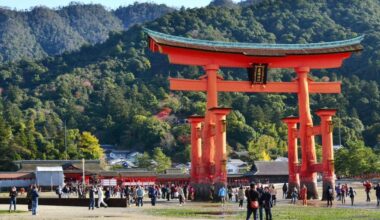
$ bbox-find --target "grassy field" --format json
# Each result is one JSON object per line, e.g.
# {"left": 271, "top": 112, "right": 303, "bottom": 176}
{"left": 0, "top": 210, "right": 27, "bottom": 215}
{"left": 150, "top": 205, "right": 380, "bottom": 220}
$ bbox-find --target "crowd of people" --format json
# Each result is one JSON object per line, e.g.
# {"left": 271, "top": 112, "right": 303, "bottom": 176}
{"left": 5, "top": 179, "right": 380, "bottom": 217}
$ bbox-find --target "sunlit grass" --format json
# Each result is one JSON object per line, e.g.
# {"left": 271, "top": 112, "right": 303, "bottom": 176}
{"left": 149, "top": 204, "right": 380, "bottom": 220}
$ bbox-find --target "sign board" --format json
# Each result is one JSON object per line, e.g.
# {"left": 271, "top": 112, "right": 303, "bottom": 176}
{"left": 247, "top": 64, "right": 268, "bottom": 84}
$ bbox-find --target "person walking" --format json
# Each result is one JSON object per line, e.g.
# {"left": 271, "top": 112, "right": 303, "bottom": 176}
{"left": 373, "top": 183, "right": 380, "bottom": 207}
{"left": 348, "top": 187, "right": 356, "bottom": 206}
{"left": 335, "top": 184, "right": 341, "bottom": 201}
{"left": 210, "top": 185, "right": 215, "bottom": 201}
{"left": 300, "top": 185, "right": 307, "bottom": 206}
{"left": 125, "top": 186, "right": 131, "bottom": 207}
{"left": 26, "top": 185, "right": 33, "bottom": 211}
{"left": 218, "top": 185, "right": 227, "bottom": 206}
{"left": 326, "top": 185, "right": 333, "bottom": 207}
{"left": 178, "top": 186, "right": 185, "bottom": 206}
{"left": 9, "top": 186, "right": 17, "bottom": 213}
{"left": 238, "top": 186, "right": 245, "bottom": 209}
{"left": 282, "top": 183, "right": 288, "bottom": 199}
{"left": 97, "top": 186, "right": 108, "bottom": 208}
{"left": 341, "top": 184, "right": 346, "bottom": 204}
{"left": 88, "top": 186, "right": 96, "bottom": 210}
{"left": 31, "top": 185, "right": 39, "bottom": 215}
{"left": 150, "top": 185, "right": 158, "bottom": 206}
{"left": 257, "top": 184, "right": 264, "bottom": 220}
{"left": 228, "top": 186, "right": 233, "bottom": 202}
{"left": 56, "top": 185, "right": 63, "bottom": 199}
{"left": 291, "top": 187, "right": 298, "bottom": 205}
{"left": 270, "top": 185, "right": 277, "bottom": 206}
{"left": 104, "top": 187, "right": 111, "bottom": 205}
{"left": 363, "top": 181, "right": 372, "bottom": 202}
{"left": 262, "top": 187, "right": 272, "bottom": 220}
{"left": 136, "top": 186, "right": 145, "bottom": 207}
{"left": 183, "top": 184, "right": 188, "bottom": 201}
{"left": 245, "top": 182, "right": 260, "bottom": 220}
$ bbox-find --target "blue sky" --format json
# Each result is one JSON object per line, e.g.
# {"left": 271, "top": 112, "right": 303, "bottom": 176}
{"left": 0, "top": 0, "right": 230, "bottom": 10}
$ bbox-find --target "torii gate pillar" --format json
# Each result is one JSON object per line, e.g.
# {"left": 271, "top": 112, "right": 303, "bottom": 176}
{"left": 282, "top": 116, "right": 300, "bottom": 198}
{"left": 188, "top": 116, "right": 204, "bottom": 184}
{"left": 316, "top": 109, "right": 337, "bottom": 200}
{"left": 296, "top": 67, "right": 318, "bottom": 199}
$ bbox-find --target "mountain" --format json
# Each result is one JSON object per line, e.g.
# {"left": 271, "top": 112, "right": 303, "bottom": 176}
{"left": 0, "top": 2, "right": 174, "bottom": 63}
{"left": 0, "top": 0, "right": 379, "bottom": 174}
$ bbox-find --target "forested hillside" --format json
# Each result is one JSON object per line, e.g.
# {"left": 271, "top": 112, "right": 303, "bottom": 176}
{"left": 0, "top": 0, "right": 379, "bottom": 175}
{"left": 0, "top": 2, "right": 173, "bottom": 63}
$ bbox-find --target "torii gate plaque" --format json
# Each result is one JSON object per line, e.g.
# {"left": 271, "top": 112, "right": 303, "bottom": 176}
{"left": 145, "top": 28, "right": 363, "bottom": 200}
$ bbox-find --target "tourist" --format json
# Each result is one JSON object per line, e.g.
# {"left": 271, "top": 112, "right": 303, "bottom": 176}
{"left": 137, "top": 186, "right": 145, "bottom": 207}
{"left": 363, "top": 180, "right": 372, "bottom": 202}
{"left": 150, "top": 185, "right": 158, "bottom": 206}
{"left": 105, "top": 187, "right": 111, "bottom": 204}
{"left": 282, "top": 183, "right": 288, "bottom": 199}
{"left": 56, "top": 185, "right": 63, "bottom": 199}
{"left": 341, "top": 184, "right": 346, "bottom": 204}
{"left": 300, "top": 185, "right": 307, "bottom": 206}
{"left": 209, "top": 185, "right": 215, "bottom": 201}
{"left": 189, "top": 186, "right": 195, "bottom": 201}
{"left": 348, "top": 187, "right": 356, "bottom": 206}
{"left": 166, "top": 184, "right": 171, "bottom": 201}
{"left": 178, "top": 186, "right": 185, "bottom": 206}
{"left": 218, "top": 185, "right": 227, "bottom": 206}
{"left": 171, "top": 184, "right": 176, "bottom": 199}
{"left": 88, "top": 185, "right": 96, "bottom": 210}
{"left": 26, "top": 185, "right": 33, "bottom": 211}
{"left": 9, "top": 186, "right": 17, "bottom": 213}
{"left": 291, "top": 187, "right": 298, "bottom": 205}
{"left": 124, "top": 186, "right": 131, "bottom": 207}
{"left": 270, "top": 185, "right": 277, "bottom": 206}
{"left": 326, "top": 185, "right": 333, "bottom": 207}
{"left": 31, "top": 185, "right": 39, "bottom": 215}
{"left": 238, "top": 186, "right": 245, "bottom": 209}
{"left": 228, "top": 186, "right": 233, "bottom": 201}
{"left": 374, "top": 183, "right": 380, "bottom": 206}
{"left": 161, "top": 185, "right": 166, "bottom": 199}
{"left": 335, "top": 184, "right": 341, "bottom": 201}
{"left": 245, "top": 182, "right": 259, "bottom": 220}
{"left": 97, "top": 186, "right": 108, "bottom": 208}
{"left": 261, "top": 187, "right": 272, "bottom": 220}
{"left": 257, "top": 184, "right": 264, "bottom": 220}
{"left": 183, "top": 184, "right": 188, "bottom": 200}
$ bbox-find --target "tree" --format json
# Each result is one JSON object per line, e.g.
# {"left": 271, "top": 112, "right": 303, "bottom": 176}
{"left": 335, "top": 140, "right": 380, "bottom": 177}
{"left": 152, "top": 147, "right": 172, "bottom": 173}
{"left": 248, "top": 135, "right": 277, "bottom": 161}
{"left": 78, "top": 132, "right": 104, "bottom": 159}
{"left": 136, "top": 152, "right": 152, "bottom": 169}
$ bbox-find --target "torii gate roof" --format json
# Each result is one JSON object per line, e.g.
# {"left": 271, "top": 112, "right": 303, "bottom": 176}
{"left": 145, "top": 28, "right": 364, "bottom": 69}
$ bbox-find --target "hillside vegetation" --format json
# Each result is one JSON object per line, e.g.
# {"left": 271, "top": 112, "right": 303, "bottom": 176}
{"left": 0, "top": 0, "right": 379, "bottom": 175}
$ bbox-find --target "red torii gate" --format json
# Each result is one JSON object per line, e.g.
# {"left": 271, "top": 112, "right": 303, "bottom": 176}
{"left": 145, "top": 28, "right": 363, "bottom": 200}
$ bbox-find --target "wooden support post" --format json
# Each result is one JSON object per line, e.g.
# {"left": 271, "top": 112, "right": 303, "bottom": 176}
{"left": 188, "top": 116, "right": 204, "bottom": 184}
{"left": 296, "top": 67, "right": 318, "bottom": 199}
{"left": 282, "top": 117, "right": 300, "bottom": 198}
{"left": 316, "top": 109, "right": 337, "bottom": 200}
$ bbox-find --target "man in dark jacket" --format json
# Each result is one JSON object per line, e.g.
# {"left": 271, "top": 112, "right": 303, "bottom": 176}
{"left": 257, "top": 184, "right": 265, "bottom": 220}
{"left": 261, "top": 187, "right": 272, "bottom": 220}
{"left": 88, "top": 186, "right": 96, "bottom": 210}
{"left": 9, "top": 186, "right": 17, "bottom": 212}
{"left": 125, "top": 186, "right": 131, "bottom": 207}
{"left": 374, "top": 183, "right": 380, "bottom": 206}
{"left": 282, "top": 183, "right": 288, "bottom": 199}
{"left": 31, "top": 185, "right": 39, "bottom": 215}
{"left": 245, "top": 182, "right": 260, "bottom": 220}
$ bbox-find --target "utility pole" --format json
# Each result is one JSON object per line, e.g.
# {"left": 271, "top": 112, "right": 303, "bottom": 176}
{"left": 64, "top": 119, "right": 67, "bottom": 160}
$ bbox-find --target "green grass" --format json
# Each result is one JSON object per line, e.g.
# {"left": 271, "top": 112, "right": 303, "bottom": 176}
{"left": 149, "top": 205, "right": 380, "bottom": 220}
{"left": 0, "top": 210, "right": 27, "bottom": 215}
